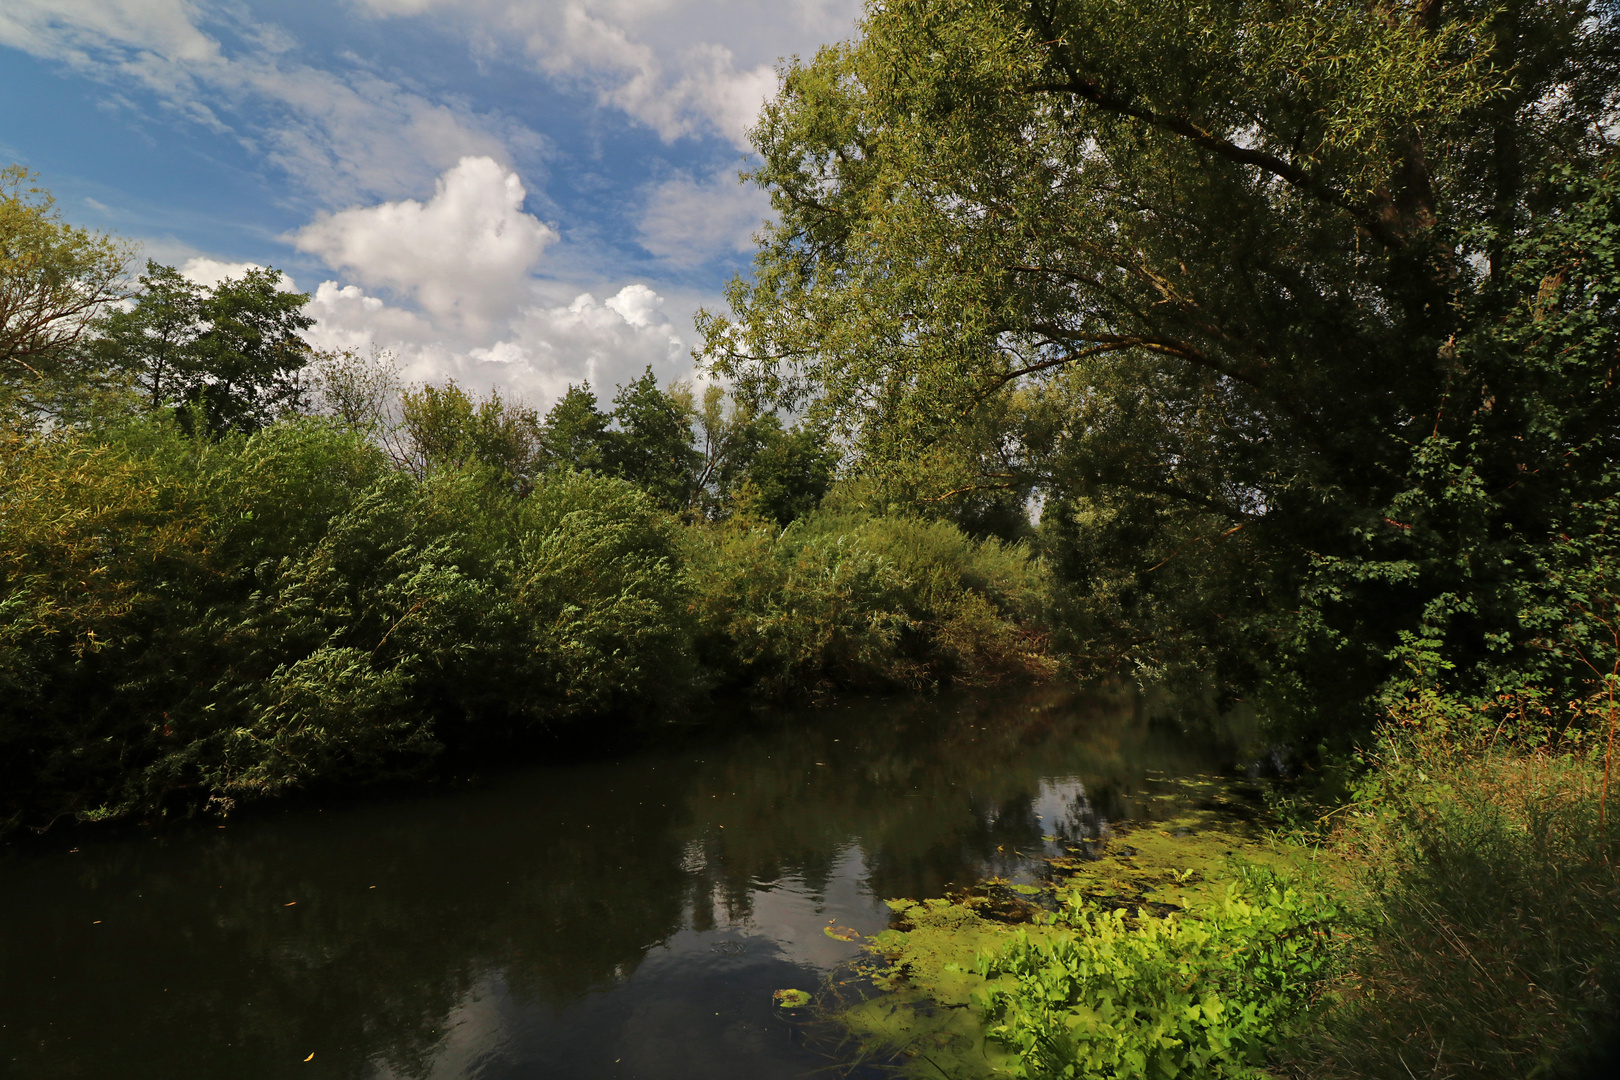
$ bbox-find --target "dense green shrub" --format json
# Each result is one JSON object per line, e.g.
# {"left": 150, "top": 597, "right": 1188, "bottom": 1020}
{"left": 979, "top": 866, "right": 1340, "bottom": 1080}
{"left": 683, "top": 501, "right": 1057, "bottom": 697}
{"left": 0, "top": 416, "right": 695, "bottom": 830}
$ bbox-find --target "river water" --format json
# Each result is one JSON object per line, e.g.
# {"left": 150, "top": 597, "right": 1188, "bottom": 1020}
{"left": 0, "top": 684, "right": 1248, "bottom": 1080}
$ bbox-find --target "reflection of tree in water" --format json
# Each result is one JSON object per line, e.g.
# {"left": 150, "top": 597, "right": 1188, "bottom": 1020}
{"left": 0, "top": 683, "right": 1239, "bottom": 1079}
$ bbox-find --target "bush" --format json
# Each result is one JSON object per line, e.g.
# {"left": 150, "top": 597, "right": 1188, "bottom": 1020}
{"left": 0, "top": 417, "right": 695, "bottom": 830}
{"left": 979, "top": 866, "right": 1340, "bottom": 1080}
{"left": 683, "top": 504, "right": 1057, "bottom": 697}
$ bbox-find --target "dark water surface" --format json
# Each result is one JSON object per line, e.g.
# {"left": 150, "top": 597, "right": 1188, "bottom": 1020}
{"left": 1, "top": 685, "right": 1246, "bottom": 1080}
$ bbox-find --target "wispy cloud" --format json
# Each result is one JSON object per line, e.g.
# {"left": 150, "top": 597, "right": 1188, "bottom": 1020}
{"left": 351, "top": 0, "right": 863, "bottom": 150}
{"left": 0, "top": 0, "right": 541, "bottom": 203}
{"left": 638, "top": 166, "right": 770, "bottom": 268}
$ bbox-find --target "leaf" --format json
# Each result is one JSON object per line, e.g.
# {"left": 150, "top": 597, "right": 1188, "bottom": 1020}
{"left": 773, "top": 988, "right": 813, "bottom": 1008}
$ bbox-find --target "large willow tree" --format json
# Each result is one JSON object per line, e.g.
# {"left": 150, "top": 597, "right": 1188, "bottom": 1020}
{"left": 701, "top": 0, "right": 1620, "bottom": 732}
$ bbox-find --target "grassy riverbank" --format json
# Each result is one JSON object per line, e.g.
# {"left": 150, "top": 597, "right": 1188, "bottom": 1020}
{"left": 1288, "top": 703, "right": 1620, "bottom": 1079}
{"left": 830, "top": 700, "right": 1620, "bottom": 1080}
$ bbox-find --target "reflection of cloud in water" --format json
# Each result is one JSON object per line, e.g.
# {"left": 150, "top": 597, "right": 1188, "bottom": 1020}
{"left": 370, "top": 968, "right": 514, "bottom": 1079}
{"left": 1032, "top": 777, "right": 1109, "bottom": 847}
{"left": 374, "top": 845, "right": 878, "bottom": 1078}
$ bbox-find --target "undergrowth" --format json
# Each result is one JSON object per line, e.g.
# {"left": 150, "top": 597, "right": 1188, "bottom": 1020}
{"left": 1286, "top": 694, "right": 1620, "bottom": 1079}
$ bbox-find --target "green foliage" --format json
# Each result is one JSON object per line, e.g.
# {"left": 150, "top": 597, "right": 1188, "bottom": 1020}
{"left": 94, "top": 259, "right": 314, "bottom": 434}
{"left": 979, "top": 867, "right": 1340, "bottom": 1080}
{"left": 537, "top": 382, "right": 613, "bottom": 474}
{"left": 0, "top": 164, "right": 129, "bottom": 392}
{"left": 702, "top": 0, "right": 1620, "bottom": 738}
{"left": 0, "top": 414, "right": 696, "bottom": 830}
{"left": 1296, "top": 721, "right": 1620, "bottom": 1078}
{"left": 723, "top": 413, "right": 837, "bottom": 527}
{"left": 603, "top": 367, "right": 704, "bottom": 509}
{"left": 398, "top": 379, "right": 542, "bottom": 479}
{"left": 534, "top": 373, "right": 837, "bottom": 521}
{"left": 684, "top": 501, "right": 1056, "bottom": 696}
{"left": 89, "top": 260, "right": 201, "bottom": 409}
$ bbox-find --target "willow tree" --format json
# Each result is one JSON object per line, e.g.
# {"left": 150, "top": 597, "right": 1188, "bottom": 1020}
{"left": 0, "top": 165, "right": 129, "bottom": 393}
{"left": 700, "top": 0, "right": 1620, "bottom": 732}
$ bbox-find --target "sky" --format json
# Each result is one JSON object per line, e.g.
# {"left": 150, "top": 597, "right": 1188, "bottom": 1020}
{"left": 0, "top": 0, "right": 865, "bottom": 407}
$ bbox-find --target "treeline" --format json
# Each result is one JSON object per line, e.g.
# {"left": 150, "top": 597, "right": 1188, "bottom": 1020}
{"left": 0, "top": 169, "right": 1057, "bottom": 833}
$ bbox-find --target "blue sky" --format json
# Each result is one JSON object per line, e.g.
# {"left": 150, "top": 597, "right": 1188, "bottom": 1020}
{"left": 0, "top": 0, "right": 863, "bottom": 403}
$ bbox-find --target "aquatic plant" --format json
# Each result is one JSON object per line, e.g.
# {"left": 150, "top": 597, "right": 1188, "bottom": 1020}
{"left": 978, "top": 867, "right": 1339, "bottom": 1080}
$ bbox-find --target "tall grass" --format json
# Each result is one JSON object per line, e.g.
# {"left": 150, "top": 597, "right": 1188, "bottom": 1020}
{"left": 1292, "top": 704, "right": 1620, "bottom": 1079}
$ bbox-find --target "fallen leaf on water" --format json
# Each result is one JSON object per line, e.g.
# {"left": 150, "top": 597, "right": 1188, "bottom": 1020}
{"left": 823, "top": 925, "right": 860, "bottom": 941}
{"left": 773, "top": 989, "right": 812, "bottom": 1008}
{"left": 304, "top": 1052, "right": 315, "bottom": 1062}
{"left": 284, "top": 902, "right": 297, "bottom": 907}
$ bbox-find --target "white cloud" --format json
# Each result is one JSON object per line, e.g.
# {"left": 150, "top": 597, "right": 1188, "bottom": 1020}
{"left": 292, "top": 156, "right": 557, "bottom": 331}
{"left": 296, "top": 161, "right": 697, "bottom": 408}
{"left": 0, "top": 1, "right": 540, "bottom": 202}
{"left": 638, "top": 167, "right": 770, "bottom": 267}
{"left": 604, "top": 282, "right": 663, "bottom": 327}
{"left": 179, "top": 257, "right": 297, "bottom": 291}
{"left": 528, "top": 8, "right": 776, "bottom": 148}
{"left": 352, "top": 0, "right": 864, "bottom": 150}
{"left": 0, "top": 1, "right": 219, "bottom": 69}
{"left": 304, "top": 278, "right": 688, "bottom": 406}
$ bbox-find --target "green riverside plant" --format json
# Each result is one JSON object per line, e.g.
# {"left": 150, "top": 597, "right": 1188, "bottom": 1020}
{"left": 978, "top": 866, "right": 1340, "bottom": 1080}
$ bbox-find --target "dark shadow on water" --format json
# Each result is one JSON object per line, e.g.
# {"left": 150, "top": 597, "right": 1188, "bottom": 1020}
{"left": 0, "top": 683, "right": 1251, "bottom": 1079}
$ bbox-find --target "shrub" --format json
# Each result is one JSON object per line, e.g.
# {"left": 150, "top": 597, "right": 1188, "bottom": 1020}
{"left": 683, "top": 505, "right": 1057, "bottom": 697}
{"left": 0, "top": 418, "right": 696, "bottom": 830}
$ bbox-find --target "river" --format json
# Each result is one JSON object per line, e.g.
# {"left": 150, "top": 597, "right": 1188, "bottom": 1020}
{"left": 0, "top": 683, "right": 1250, "bottom": 1079}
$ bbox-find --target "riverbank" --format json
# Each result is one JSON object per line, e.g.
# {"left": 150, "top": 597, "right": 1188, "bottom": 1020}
{"left": 830, "top": 708, "right": 1620, "bottom": 1080}
{"left": 828, "top": 775, "right": 1346, "bottom": 1078}
{"left": 0, "top": 414, "right": 1059, "bottom": 837}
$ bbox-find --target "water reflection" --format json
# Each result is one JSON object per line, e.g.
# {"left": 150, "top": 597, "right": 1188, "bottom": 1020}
{"left": 0, "top": 684, "right": 1241, "bottom": 1079}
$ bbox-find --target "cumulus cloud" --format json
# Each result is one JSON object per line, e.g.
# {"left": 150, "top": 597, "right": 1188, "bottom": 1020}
{"left": 292, "top": 157, "right": 557, "bottom": 330}
{"left": 638, "top": 167, "right": 770, "bottom": 267}
{"left": 296, "top": 160, "right": 696, "bottom": 408}
{"left": 304, "top": 277, "right": 688, "bottom": 406}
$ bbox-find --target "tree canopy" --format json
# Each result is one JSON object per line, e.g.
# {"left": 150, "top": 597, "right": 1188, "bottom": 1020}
{"left": 0, "top": 164, "right": 129, "bottom": 388}
{"left": 701, "top": 0, "right": 1620, "bottom": 730}
{"left": 97, "top": 260, "right": 314, "bottom": 434}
